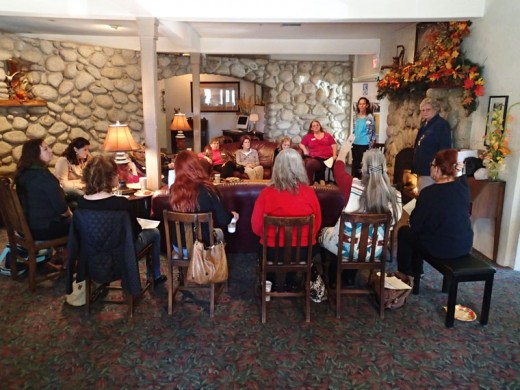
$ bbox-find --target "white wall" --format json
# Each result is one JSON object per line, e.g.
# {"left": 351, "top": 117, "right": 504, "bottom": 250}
{"left": 378, "top": 9, "right": 520, "bottom": 269}
{"left": 161, "top": 74, "right": 265, "bottom": 152}
{"left": 463, "top": 0, "right": 520, "bottom": 269}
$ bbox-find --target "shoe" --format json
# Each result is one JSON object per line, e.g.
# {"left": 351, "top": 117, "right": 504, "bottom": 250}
{"left": 154, "top": 275, "right": 167, "bottom": 285}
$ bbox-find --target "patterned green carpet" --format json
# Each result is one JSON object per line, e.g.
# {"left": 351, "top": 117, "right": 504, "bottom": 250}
{"left": 0, "top": 228, "right": 519, "bottom": 389}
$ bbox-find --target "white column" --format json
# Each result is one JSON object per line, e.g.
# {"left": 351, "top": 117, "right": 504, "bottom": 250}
{"left": 191, "top": 54, "right": 202, "bottom": 152}
{"left": 137, "top": 17, "right": 161, "bottom": 190}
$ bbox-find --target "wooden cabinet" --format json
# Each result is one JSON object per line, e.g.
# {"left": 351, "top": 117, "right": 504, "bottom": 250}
{"left": 467, "top": 177, "right": 505, "bottom": 262}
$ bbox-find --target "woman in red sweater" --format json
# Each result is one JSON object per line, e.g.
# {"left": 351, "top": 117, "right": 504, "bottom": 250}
{"left": 251, "top": 148, "right": 322, "bottom": 291}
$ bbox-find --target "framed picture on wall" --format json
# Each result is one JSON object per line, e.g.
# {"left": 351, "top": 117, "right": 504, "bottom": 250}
{"left": 414, "top": 22, "right": 449, "bottom": 60}
{"left": 484, "top": 95, "right": 508, "bottom": 146}
{"left": 255, "top": 84, "right": 264, "bottom": 105}
{"left": 191, "top": 81, "right": 240, "bottom": 112}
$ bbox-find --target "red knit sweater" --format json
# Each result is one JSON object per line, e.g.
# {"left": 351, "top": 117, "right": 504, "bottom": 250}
{"left": 251, "top": 183, "right": 322, "bottom": 246}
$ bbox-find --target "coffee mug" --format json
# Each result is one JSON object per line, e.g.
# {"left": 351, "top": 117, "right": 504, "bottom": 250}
{"left": 139, "top": 177, "right": 147, "bottom": 190}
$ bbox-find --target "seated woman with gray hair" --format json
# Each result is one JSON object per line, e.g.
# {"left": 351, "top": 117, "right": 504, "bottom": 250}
{"left": 319, "top": 144, "right": 402, "bottom": 284}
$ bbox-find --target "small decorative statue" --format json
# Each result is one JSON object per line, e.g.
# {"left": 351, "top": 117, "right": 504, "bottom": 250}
{"left": 5, "top": 59, "right": 33, "bottom": 101}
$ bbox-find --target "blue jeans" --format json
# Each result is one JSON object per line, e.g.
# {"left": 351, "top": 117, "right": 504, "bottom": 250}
{"left": 134, "top": 228, "right": 161, "bottom": 279}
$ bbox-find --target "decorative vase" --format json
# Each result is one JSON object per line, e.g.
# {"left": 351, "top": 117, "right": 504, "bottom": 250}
{"left": 487, "top": 165, "right": 500, "bottom": 181}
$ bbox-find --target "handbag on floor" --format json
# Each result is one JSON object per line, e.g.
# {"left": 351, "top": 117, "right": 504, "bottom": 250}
{"left": 187, "top": 239, "right": 228, "bottom": 285}
{"left": 370, "top": 271, "right": 413, "bottom": 310}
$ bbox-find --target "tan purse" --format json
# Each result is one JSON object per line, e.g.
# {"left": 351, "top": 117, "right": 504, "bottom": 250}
{"left": 187, "top": 226, "right": 228, "bottom": 285}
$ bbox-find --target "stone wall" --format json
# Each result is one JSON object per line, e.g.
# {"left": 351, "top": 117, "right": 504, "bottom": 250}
{"left": 384, "top": 87, "right": 473, "bottom": 180}
{"left": 0, "top": 32, "right": 353, "bottom": 175}
{"left": 0, "top": 33, "right": 144, "bottom": 175}
{"left": 157, "top": 55, "right": 353, "bottom": 143}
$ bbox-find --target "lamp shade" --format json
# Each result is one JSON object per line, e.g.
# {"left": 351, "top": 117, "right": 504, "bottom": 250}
{"left": 103, "top": 121, "right": 140, "bottom": 152}
{"left": 170, "top": 113, "right": 192, "bottom": 132}
{"left": 249, "top": 113, "right": 259, "bottom": 122}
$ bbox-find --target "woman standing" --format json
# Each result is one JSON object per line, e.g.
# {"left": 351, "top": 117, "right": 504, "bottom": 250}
{"left": 397, "top": 149, "right": 471, "bottom": 277}
{"left": 170, "top": 151, "right": 239, "bottom": 245}
{"left": 299, "top": 120, "right": 337, "bottom": 185}
{"left": 412, "top": 97, "right": 452, "bottom": 192}
{"left": 198, "top": 137, "right": 235, "bottom": 178}
{"left": 15, "top": 139, "right": 72, "bottom": 240}
{"left": 77, "top": 156, "right": 165, "bottom": 283}
{"left": 54, "top": 137, "right": 91, "bottom": 192}
{"left": 235, "top": 135, "right": 264, "bottom": 180}
{"left": 252, "top": 149, "right": 322, "bottom": 290}
{"left": 351, "top": 97, "right": 376, "bottom": 179}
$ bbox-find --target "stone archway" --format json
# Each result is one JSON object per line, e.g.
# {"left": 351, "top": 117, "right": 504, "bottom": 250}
{"left": 157, "top": 54, "right": 353, "bottom": 143}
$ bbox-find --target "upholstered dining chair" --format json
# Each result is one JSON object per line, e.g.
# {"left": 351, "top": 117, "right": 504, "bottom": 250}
{"left": 162, "top": 210, "right": 225, "bottom": 317}
{"left": 260, "top": 214, "right": 315, "bottom": 323}
{"left": 330, "top": 211, "right": 392, "bottom": 319}
{"left": 0, "top": 176, "right": 67, "bottom": 291}
{"left": 66, "top": 209, "right": 153, "bottom": 318}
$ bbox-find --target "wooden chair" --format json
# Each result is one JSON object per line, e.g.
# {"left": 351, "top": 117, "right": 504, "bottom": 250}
{"left": 260, "top": 215, "right": 315, "bottom": 323}
{"left": 163, "top": 210, "right": 225, "bottom": 317}
{"left": 0, "top": 177, "right": 67, "bottom": 291}
{"left": 331, "top": 212, "right": 392, "bottom": 319}
{"left": 68, "top": 209, "right": 154, "bottom": 318}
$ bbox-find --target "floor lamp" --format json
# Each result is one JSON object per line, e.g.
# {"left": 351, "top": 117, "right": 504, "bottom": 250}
{"left": 170, "top": 113, "right": 192, "bottom": 151}
{"left": 102, "top": 121, "right": 140, "bottom": 193}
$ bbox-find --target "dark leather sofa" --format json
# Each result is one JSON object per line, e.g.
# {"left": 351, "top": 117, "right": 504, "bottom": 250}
{"left": 199, "top": 140, "right": 278, "bottom": 180}
{"left": 151, "top": 181, "right": 345, "bottom": 253}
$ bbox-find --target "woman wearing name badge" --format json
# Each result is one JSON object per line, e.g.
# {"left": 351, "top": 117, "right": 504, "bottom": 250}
{"left": 170, "top": 151, "right": 239, "bottom": 250}
{"left": 15, "top": 138, "right": 72, "bottom": 240}
{"left": 351, "top": 97, "right": 376, "bottom": 179}
{"left": 77, "top": 156, "right": 165, "bottom": 283}
{"left": 235, "top": 135, "right": 264, "bottom": 180}
{"left": 319, "top": 140, "right": 402, "bottom": 285}
{"left": 299, "top": 120, "right": 337, "bottom": 185}
{"left": 397, "top": 149, "right": 472, "bottom": 278}
{"left": 198, "top": 137, "right": 235, "bottom": 178}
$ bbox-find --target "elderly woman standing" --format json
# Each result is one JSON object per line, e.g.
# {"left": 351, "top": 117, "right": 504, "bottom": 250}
{"left": 235, "top": 135, "right": 264, "bottom": 180}
{"left": 413, "top": 97, "right": 452, "bottom": 192}
{"left": 15, "top": 138, "right": 72, "bottom": 240}
{"left": 397, "top": 149, "right": 472, "bottom": 277}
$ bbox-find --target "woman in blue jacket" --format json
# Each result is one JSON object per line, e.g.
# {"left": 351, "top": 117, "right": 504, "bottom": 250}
{"left": 351, "top": 97, "right": 376, "bottom": 179}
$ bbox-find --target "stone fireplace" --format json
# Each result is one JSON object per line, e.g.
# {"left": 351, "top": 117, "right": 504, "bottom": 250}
{"left": 384, "top": 87, "right": 473, "bottom": 181}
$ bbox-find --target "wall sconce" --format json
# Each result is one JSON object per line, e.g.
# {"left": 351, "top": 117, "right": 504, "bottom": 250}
{"left": 170, "top": 113, "right": 192, "bottom": 151}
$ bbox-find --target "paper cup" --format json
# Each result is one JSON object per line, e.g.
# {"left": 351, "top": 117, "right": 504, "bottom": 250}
{"left": 265, "top": 280, "right": 272, "bottom": 301}
{"left": 139, "top": 177, "right": 147, "bottom": 190}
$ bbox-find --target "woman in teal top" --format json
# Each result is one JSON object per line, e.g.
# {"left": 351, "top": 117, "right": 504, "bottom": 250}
{"left": 352, "top": 97, "right": 376, "bottom": 179}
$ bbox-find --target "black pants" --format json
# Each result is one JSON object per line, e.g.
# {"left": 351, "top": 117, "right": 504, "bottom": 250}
{"left": 396, "top": 226, "right": 427, "bottom": 276}
{"left": 352, "top": 144, "right": 369, "bottom": 179}
{"left": 214, "top": 162, "right": 235, "bottom": 178}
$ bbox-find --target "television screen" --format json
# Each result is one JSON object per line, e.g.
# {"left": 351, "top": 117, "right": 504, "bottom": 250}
{"left": 236, "top": 115, "right": 249, "bottom": 130}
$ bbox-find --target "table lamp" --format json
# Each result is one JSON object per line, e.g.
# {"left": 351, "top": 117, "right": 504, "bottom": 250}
{"left": 170, "top": 113, "right": 192, "bottom": 151}
{"left": 249, "top": 113, "right": 259, "bottom": 134}
{"left": 102, "top": 121, "right": 140, "bottom": 192}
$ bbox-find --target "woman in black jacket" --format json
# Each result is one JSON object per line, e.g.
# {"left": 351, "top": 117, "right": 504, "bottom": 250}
{"left": 397, "top": 148, "right": 473, "bottom": 277}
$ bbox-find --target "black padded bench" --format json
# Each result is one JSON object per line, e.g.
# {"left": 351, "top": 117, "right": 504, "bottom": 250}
{"left": 413, "top": 253, "right": 496, "bottom": 328}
